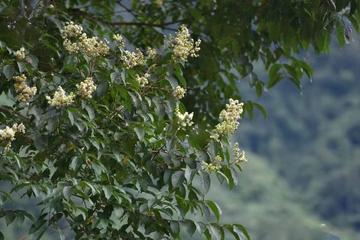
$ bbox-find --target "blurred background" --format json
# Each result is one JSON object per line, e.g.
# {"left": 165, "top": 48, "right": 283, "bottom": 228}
{"left": 208, "top": 39, "right": 360, "bottom": 240}
{"left": 1, "top": 36, "right": 359, "bottom": 240}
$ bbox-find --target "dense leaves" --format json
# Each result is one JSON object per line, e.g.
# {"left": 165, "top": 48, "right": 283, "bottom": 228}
{"left": 0, "top": 0, "right": 359, "bottom": 239}
{"left": 0, "top": 1, "right": 249, "bottom": 239}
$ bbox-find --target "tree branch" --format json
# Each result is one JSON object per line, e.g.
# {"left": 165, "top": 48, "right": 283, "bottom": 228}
{"left": 68, "top": 8, "right": 181, "bottom": 31}
{"left": 0, "top": 106, "right": 29, "bottom": 122}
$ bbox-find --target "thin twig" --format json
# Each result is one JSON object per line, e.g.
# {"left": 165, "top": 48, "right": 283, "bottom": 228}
{"left": 68, "top": 8, "right": 180, "bottom": 31}
{"left": 0, "top": 106, "right": 29, "bottom": 122}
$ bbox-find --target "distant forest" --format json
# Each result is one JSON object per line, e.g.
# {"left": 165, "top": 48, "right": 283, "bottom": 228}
{"left": 219, "top": 39, "right": 360, "bottom": 239}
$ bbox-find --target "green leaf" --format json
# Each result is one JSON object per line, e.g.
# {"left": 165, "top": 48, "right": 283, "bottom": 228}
{"left": 29, "top": 218, "right": 46, "bottom": 234}
{"left": 70, "top": 156, "right": 81, "bottom": 171}
{"left": 222, "top": 168, "right": 235, "bottom": 189}
{"left": 182, "top": 220, "right": 197, "bottom": 236}
{"left": 110, "top": 71, "right": 124, "bottom": 84}
{"left": 63, "top": 186, "right": 72, "bottom": 201}
{"left": 103, "top": 186, "right": 112, "bottom": 200}
{"left": 336, "top": 21, "right": 346, "bottom": 47}
{"left": 267, "top": 63, "right": 282, "bottom": 88}
{"left": 252, "top": 102, "right": 268, "bottom": 118}
{"left": 171, "top": 171, "right": 184, "bottom": 187}
{"left": 170, "top": 221, "right": 180, "bottom": 236}
{"left": 189, "top": 131, "right": 210, "bottom": 149}
{"left": 204, "top": 228, "right": 212, "bottom": 240}
{"left": 67, "top": 110, "right": 75, "bottom": 125}
{"left": 5, "top": 213, "right": 15, "bottom": 225}
{"left": 328, "top": 0, "right": 336, "bottom": 10}
{"left": 201, "top": 172, "right": 211, "bottom": 195}
{"left": 174, "top": 66, "right": 187, "bottom": 87}
{"left": 112, "top": 150, "right": 122, "bottom": 162}
{"left": 224, "top": 224, "right": 240, "bottom": 240}
{"left": 134, "top": 127, "right": 145, "bottom": 141}
{"left": 184, "top": 166, "right": 192, "bottom": 182}
{"left": 27, "top": 54, "right": 39, "bottom": 69}
{"left": 208, "top": 224, "right": 221, "bottom": 240}
{"left": 17, "top": 62, "right": 26, "bottom": 73}
{"left": 95, "top": 81, "right": 109, "bottom": 97}
{"left": 206, "top": 200, "right": 222, "bottom": 222}
{"left": 255, "top": 80, "right": 264, "bottom": 97}
{"left": 83, "top": 103, "right": 95, "bottom": 120}
{"left": 234, "top": 224, "right": 252, "bottom": 240}
{"left": 293, "top": 59, "right": 313, "bottom": 79}
{"left": 3, "top": 65, "right": 15, "bottom": 79}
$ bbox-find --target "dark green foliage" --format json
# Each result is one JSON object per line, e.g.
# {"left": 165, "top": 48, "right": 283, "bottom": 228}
{"left": 0, "top": 0, "right": 360, "bottom": 239}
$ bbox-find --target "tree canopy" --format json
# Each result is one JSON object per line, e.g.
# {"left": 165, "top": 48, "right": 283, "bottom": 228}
{"left": 0, "top": 0, "right": 359, "bottom": 239}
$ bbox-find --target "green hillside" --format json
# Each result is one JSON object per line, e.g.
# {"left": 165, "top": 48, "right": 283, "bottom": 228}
{"left": 209, "top": 153, "right": 359, "bottom": 240}
{"left": 232, "top": 40, "right": 360, "bottom": 238}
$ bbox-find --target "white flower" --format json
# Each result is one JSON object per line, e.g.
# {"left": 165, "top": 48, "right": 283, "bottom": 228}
{"left": 61, "top": 21, "right": 83, "bottom": 39}
{"left": 61, "top": 22, "right": 109, "bottom": 57}
{"left": 113, "top": 33, "right": 125, "bottom": 48}
{"left": 135, "top": 73, "right": 150, "bottom": 87}
{"left": 170, "top": 25, "right": 201, "bottom": 62}
{"left": 173, "top": 86, "right": 186, "bottom": 99}
{"left": 14, "top": 47, "right": 26, "bottom": 60}
{"left": 211, "top": 98, "right": 244, "bottom": 140}
{"left": 175, "top": 107, "right": 194, "bottom": 128}
{"left": 214, "top": 155, "right": 223, "bottom": 162}
{"left": 63, "top": 38, "right": 80, "bottom": 54}
{"left": 201, "top": 161, "right": 221, "bottom": 172}
{"left": 233, "top": 143, "right": 247, "bottom": 165}
{"left": 155, "top": 0, "right": 164, "bottom": 7}
{"left": 13, "top": 74, "right": 37, "bottom": 103}
{"left": 76, "top": 77, "right": 97, "bottom": 99}
{"left": 79, "top": 34, "right": 109, "bottom": 58}
{"left": 46, "top": 86, "right": 75, "bottom": 108}
{"left": 0, "top": 127, "right": 16, "bottom": 142}
{"left": 0, "top": 123, "right": 26, "bottom": 150}
{"left": 146, "top": 47, "right": 157, "bottom": 59}
{"left": 121, "top": 49, "right": 145, "bottom": 69}
{"left": 14, "top": 123, "right": 26, "bottom": 134}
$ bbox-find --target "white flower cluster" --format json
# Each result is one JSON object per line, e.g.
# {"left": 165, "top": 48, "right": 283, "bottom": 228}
{"left": 233, "top": 143, "right": 247, "bottom": 165}
{"left": 13, "top": 74, "right": 37, "bottom": 103}
{"left": 173, "top": 86, "right": 186, "bottom": 99}
{"left": 61, "top": 21, "right": 83, "bottom": 38}
{"left": 202, "top": 155, "right": 222, "bottom": 172}
{"left": 76, "top": 77, "right": 97, "bottom": 99}
{"left": 46, "top": 86, "right": 75, "bottom": 108}
{"left": 146, "top": 47, "right": 157, "bottom": 59}
{"left": 14, "top": 47, "right": 26, "bottom": 60}
{"left": 155, "top": 0, "right": 164, "bottom": 7}
{"left": 170, "top": 25, "right": 201, "bottom": 62}
{"left": 80, "top": 35, "right": 109, "bottom": 58}
{"left": 62, "top": 21, "right": 109, "bottom": 58}
{"left": 0, "top": 123, "right": 25, "bottom": 150}
{"left": 121, "top": 49, "right": 145, "bottom": 69}
{"left": 113, "top": 34, "right": 125, "bottom": 48}
{"left": 211, "top": 99, "right": 244, "bottom": 140}
{"left": 175, "top": 107, "right": 194, "bottom": 128}
{"left": 63, "top": 39, "right": 80, "bottom": 53}
{"left": 202, "top": 162, "right": 221, "bottom": 172}
{"left": 135, "top": 73, "right": 150, "bottom": 87}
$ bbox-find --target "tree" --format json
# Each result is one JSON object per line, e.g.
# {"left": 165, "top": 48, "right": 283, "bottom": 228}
{"left": 0, "top": 0, "right": 359, "bottom": 239}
